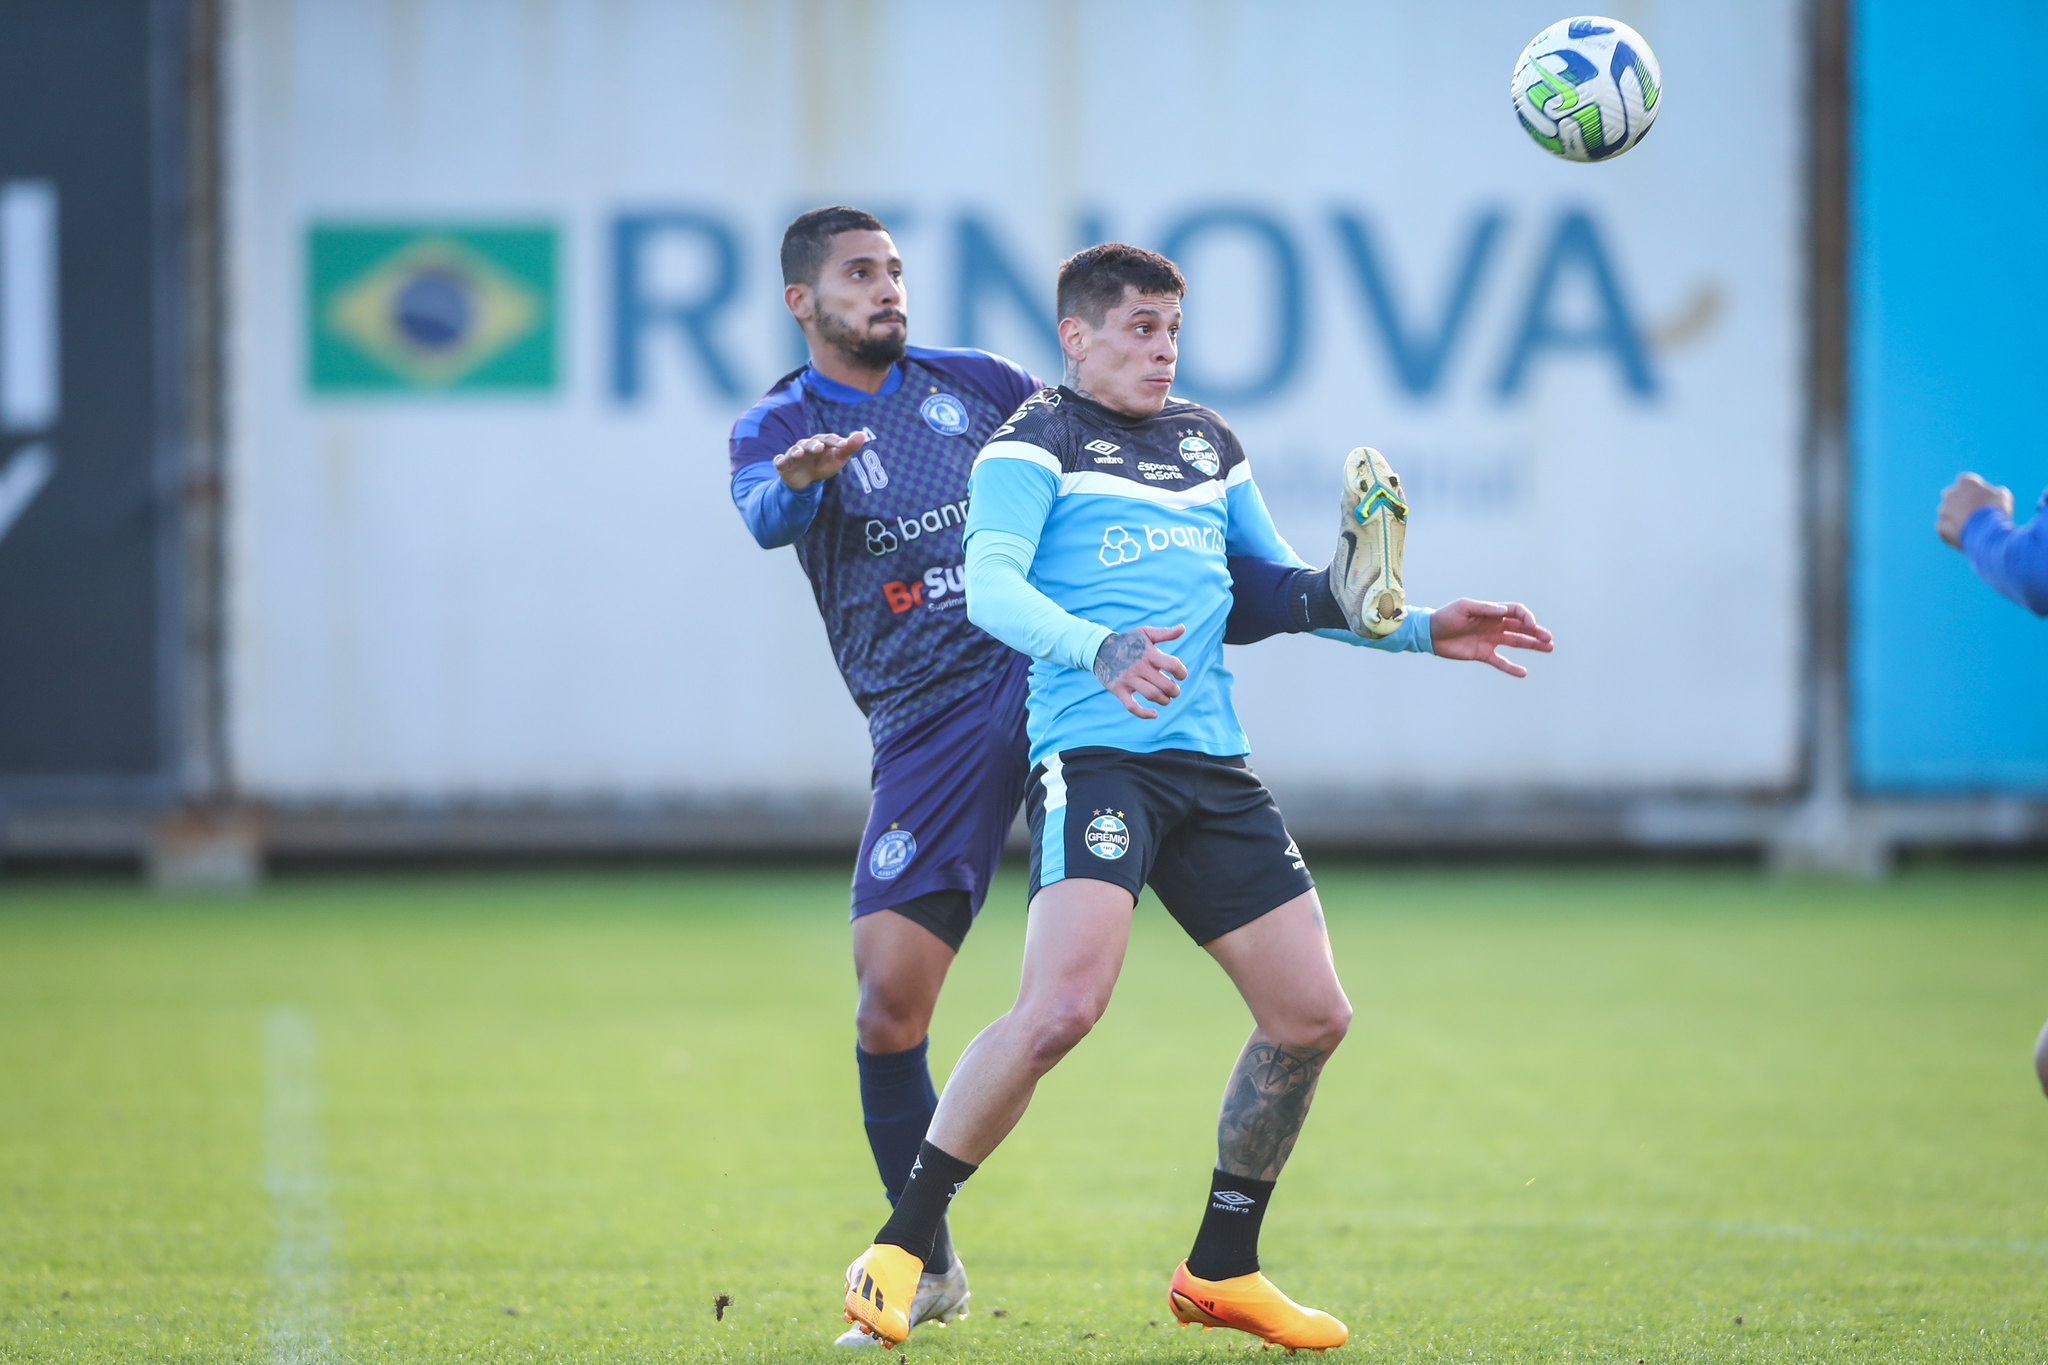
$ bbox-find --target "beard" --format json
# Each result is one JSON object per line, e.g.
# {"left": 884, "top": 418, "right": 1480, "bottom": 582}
{"left": 816, "top": 307, "right": 907, "bottom": 369}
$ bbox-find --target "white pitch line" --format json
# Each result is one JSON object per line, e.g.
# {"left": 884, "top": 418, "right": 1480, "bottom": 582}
{"left": 264, "top": 1008, "right": 338, "bottom": 1365}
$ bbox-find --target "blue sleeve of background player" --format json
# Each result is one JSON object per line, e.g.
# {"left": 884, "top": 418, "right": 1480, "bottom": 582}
{"left": 730, "top": 460, "right": 823, "bottom": 549}
{"left": 1961, "top": 489, "right": 2048, "bottom": 615}
{"left": 728, "top": 383, "right": 825, "bottom": 548}
{"left": 963, "top": 453, "right": 1115, "bottom": 671}
{"left": 1225, "top": 472, "right": 1433, "bottom": 654}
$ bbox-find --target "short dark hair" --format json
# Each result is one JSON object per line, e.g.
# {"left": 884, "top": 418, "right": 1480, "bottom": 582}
{"left": 1056, "top": 243, "right": 1186, "bottom": 327}
{"left": 781, "top": 206, "right": 889, "bottom": 287}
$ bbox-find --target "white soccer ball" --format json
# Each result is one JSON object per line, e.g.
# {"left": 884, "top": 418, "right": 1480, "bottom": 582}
{"left": 1511, "top": 16, "right": 1662, "bottom": 162}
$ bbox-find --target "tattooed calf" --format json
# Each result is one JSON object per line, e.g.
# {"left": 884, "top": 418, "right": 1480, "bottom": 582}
{"left": 1216, "top": 1040, "right": 1328, "bottom": 1181}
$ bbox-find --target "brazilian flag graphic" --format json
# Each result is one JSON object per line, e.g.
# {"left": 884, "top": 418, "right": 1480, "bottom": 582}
{"left": 308, "top": 225, "right": 557, "bottom": 392}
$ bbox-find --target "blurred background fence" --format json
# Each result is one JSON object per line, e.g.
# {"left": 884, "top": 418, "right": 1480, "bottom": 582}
{"left": 0, "top": 0, "right": 2042, "bottom": 881}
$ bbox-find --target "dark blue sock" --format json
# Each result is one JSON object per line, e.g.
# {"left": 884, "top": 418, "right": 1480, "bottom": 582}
{"left": 857, "top": 1039, "right": 953, "bottom": 1269}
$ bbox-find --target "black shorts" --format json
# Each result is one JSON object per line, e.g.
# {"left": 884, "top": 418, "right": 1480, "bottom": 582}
{"left": 1024, "top": 747, "right": 1314, "bottom": 945}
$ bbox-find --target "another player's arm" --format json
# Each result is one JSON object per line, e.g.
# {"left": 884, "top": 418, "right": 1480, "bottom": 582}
{"left": 963, "top": 444, "right": 1187, "bottom": 720}
{"left": 728, "top": 421, "right": 869, "bottom": 549}
{"left": 1941, "top": 475, "right": 2048, "bottom": 615}
{"left": 774, "top": 429, "right": 868, "bottom": 490}
{"left": 1224, "top": 458, "right": 1554, "bottom": 674}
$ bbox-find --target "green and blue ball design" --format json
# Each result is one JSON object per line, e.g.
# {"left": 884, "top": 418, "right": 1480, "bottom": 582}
{"left": 1511, "top": 16, "right": 1662, "bottom": 163}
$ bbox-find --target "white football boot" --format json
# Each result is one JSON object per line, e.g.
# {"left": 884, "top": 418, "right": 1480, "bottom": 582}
{"left": 834, "top": 1254, "right": 970, "bottom": 1346}
{"left": 1333, "top": 446, "right": 1408, "bottom": 637}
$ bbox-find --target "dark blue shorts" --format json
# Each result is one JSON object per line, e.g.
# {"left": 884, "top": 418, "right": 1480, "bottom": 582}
{"left": 850, "top": 653, "right": 1032, "bottom": 947}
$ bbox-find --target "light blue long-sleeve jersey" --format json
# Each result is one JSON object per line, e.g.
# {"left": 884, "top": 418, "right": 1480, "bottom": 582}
{"left": 963, "top": 387, "right": 1429, "bottom": 766}
{"left": 1961, "top": 490, "right": 2048, "bottom": 616}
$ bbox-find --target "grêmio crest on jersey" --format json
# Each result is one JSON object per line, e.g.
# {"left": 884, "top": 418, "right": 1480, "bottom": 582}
{"left": 989, "top": 386, "right": 1247, "bottom": 492}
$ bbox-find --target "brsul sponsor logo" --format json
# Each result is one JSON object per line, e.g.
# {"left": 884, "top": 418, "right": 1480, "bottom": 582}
{"left": 1084, "top": 813, "right": 1130, "bottom": 860}
{"left": 882, "top": 563, "right": 967, "bottom": 613}
{"left": 1097, "top": 522, "right": 1225, "bottom": 566}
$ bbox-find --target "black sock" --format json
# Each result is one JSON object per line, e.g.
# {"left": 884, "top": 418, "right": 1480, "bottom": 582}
{"left": 1186, "top": 1168, "right": 1276, "bottom": 1281}
{"left": 1285, "top": 567, "right": 1351, "bottom": 632}
{"left": 855, "top": 1040, "right": 953, "bottom": 1269}
{"left": 874, "top": 1140, "right": 978, "bottom": 1265}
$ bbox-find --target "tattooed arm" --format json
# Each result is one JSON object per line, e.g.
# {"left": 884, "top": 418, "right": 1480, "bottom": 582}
{"left": 1092, "top": 626, "right": 1190, "bottom": 720}
{"left": 1215, "top": 1039, "right": 1329, "bottom": 1181}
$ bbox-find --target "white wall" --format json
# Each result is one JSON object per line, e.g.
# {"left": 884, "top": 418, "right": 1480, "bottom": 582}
{"left": 228, "top": 0, "right": 1803, "bottom": 801}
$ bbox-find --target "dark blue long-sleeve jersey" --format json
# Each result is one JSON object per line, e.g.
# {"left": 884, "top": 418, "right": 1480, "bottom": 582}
{"left": 730, "top": 346, "right": 1046, "bottom": 745}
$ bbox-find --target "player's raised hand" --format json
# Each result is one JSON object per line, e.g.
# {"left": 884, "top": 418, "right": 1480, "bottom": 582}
{"left": 1427, "top": 599, "right": 1553, "bottom": 678}
{"left": 1093, "top": 624, "right": 1188, "bottom": 719}
{"left": 1936, "top": 472, "right": 2014, "bottom": 548}
{"left": 774, "top": 429, "right": 867, "bottom": 491}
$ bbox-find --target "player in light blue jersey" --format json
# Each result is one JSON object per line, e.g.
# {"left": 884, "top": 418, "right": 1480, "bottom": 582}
{"left": 731, "top": 211, "right": 1356, "bottom": 1346}
{"left": 839, "top": 244, "right": 1551, "bottom": 1350}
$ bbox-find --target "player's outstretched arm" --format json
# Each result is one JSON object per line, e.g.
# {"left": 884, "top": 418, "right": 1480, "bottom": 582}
{"left": 1426, "top": 599, "right": 1554, "bottom": 677}
{"left": 1936, "top": 472, "right": 2013, "bottom": 548}
{"left": 1944, "top": 476, "right": 2048, "bottom": 615}
{"left": 773, "top": 429, "right": 867, "bottom": 490}
{"left": 1093, "top": 625, "right": 1189, "bottom": 720}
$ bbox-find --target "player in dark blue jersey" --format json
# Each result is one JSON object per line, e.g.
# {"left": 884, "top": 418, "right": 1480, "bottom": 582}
{"left": 729, "top": 208, "right": 1332, "bottom": 1343}
{"left": 839, "top": 244, "right": 1551, "bottom": 1351}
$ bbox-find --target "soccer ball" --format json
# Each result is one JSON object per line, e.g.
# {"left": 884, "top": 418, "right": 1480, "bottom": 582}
{"left": 1511, "top": 17, "right": 1662, "bottom": 162}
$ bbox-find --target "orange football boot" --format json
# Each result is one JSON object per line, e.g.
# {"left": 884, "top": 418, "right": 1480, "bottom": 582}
{"left": 1168, "top": 1260, "right": 1349, "bottom": 1352}
{"left": 843, "top": 1243, "right": 924, "bottom": 1347}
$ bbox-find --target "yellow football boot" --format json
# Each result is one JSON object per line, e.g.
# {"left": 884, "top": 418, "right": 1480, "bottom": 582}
{"left": 1168, "top": 1260, "right": 1349, "bottom": 1352}
{"left": 1334, "top": 445, "right": 1407, "bottom": 638}
{"left": 842, "top": 1243, "right": 924, "bottom": 1347}
{"left": 833, "top": 1255, "right": 970, "bottom": 1346}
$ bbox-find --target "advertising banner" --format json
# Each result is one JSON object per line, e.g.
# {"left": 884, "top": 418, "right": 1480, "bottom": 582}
{"left": 0, "top": 1, "right": 176, "bottom": 794}
{"left": 227, "top": 0, "right": 1804, "bottom": 803}
{"left": 1852, "top": 0, "right": 2048, "bottom": 792}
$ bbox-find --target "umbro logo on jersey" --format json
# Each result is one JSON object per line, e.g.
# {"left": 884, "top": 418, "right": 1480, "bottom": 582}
{"left": 1084, "top": 439, "right": 1123, "bottom": 463}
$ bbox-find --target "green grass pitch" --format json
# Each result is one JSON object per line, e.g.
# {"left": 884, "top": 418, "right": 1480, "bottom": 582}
{"left": 3, "top": 865, "right": 2045, "bottom": 1362}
